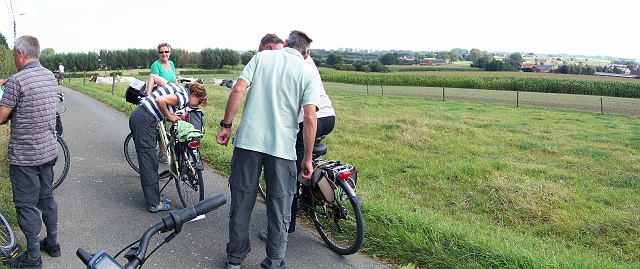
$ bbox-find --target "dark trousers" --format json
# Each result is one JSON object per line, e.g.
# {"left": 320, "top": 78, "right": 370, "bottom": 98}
{"left": 129, "top": 106, "right": 161, "bottom": 207}
{"left": 10, "top": 157, "right": 59, "bottom": 257}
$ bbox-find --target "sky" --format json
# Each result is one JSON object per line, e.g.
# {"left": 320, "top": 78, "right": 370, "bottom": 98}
{"left": 1, "top": 0, "right": 639, "bottom": 60}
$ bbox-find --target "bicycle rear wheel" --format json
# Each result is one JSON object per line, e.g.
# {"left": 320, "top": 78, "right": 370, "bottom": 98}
{"left": 53, "top": 135, "right": 70, "bottom": 190}
{"left": 0, "top": 213, "right": 20, "bottom": 260}
{"left": 174, "top": 147, "right": 204, "bottom": 208}
{"left": 124, "top": 132, "right": 170, "bottom": 179}
{"left": 312, "top": 185, "right": 364, "bottom": 255}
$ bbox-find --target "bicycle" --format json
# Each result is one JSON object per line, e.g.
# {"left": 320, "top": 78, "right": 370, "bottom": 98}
{"left": 53, "top": 91, "right": 70, "bottom": 190}
{"left": 258, "top": 135, "right": 364, "bottom": 255}
{"left": 0, "top": 212, "right": 21, "bottom": 261}
{"left": 124, "top": 107, "right": 206, "bottom": 208}
{"left": 76, "top": 194, "right": 226, "bottom": 269}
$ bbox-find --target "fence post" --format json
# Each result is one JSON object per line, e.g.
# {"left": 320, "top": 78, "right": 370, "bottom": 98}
{"left": 380, "top": 83, "right": 384, "bottom": 96}
{"left": 516, "top": 90, "right": 519, "bottom": 107}
{"left": 83, "top": 71, "right": 86, "bottom": 86}
{"left": 111, "top": 72, "right": 116, "bottom": 95}
{"left": 600, "top": 97, "right": 603, "bottom": 114}
{"left": 366, "top": 83, "right": 369, "bottom": 95}
{"left": 442, "top": 87, "right": 445, "bottom": 101}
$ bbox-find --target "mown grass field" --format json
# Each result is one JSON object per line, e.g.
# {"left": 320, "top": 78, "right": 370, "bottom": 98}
{"left": 2, "top": 70, "right": 640, "bottom": 268}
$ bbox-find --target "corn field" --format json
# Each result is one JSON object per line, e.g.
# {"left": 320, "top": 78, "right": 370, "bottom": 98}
{"left": 319, "top": 70, "right": 640, "bottom": 98}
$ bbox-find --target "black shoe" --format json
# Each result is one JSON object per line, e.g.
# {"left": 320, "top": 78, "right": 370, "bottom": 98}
{"left": 3, "top": 252, "right": 42, "bottom": 269}
{"left": 39, "top": 239, "right": 61, "bottom": 257}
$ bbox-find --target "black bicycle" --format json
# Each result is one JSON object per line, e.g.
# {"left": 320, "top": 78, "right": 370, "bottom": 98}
{"left": 76, "top": 194, "right": 226, "bottom": 269}
{"left": 53, "top": 91, "right": 70, "bottom": 190}
{"left": 0, "top": 212, "right": 21, "bottom": 261}
{"left": 258, "top": 135, "right": 364, "bottom": 255}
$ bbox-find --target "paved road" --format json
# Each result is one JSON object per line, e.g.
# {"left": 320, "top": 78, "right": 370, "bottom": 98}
{"left": 40, "top": 86, "right": 391, "bottom": 269}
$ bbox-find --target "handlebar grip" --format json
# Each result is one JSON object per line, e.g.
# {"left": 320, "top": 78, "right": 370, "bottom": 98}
{"left": 76, "top": 248, "right": 93, "bottom": 265}
{"left": 161, "top": 194, "right": 226, "bottom": 231}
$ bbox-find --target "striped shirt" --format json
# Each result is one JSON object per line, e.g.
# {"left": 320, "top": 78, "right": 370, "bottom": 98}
{"left": 139, "top": 83, "right": 189, "bottom": 121}
{"left": 0, "top": 61, "right": 58, "bottom": 166}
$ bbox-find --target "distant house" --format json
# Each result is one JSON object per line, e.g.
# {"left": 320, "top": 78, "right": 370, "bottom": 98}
{"left": 532, "top": 65, "right": 554, "bottom": 73}
{"left": 631, "top": 68, "right": 640, "bottom": 78}
{"left": 398, "top": 55, "right": 415, "bottom": 61}
{"left": 523, "top": 62, "right": 535, "bottom": 68}
{"left": 420, "top": 59, "right": 446, "bottom": 66}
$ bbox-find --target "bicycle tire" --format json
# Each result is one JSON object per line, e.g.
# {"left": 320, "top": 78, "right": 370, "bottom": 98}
{"left": 124, "top": 132, "right": 171, "bottom": 179}
{"left": 257, "top": 174, "right": 267, "bottom": 202}
{"left": 312, "top": 185, "right": 365, "bottom": 255}
{"left": 174, "top": 146, "right": 204, "bottom": 208}
{"left": 0, "top": 213, "right": 19, "bottom": 259}
{"left": 53, "top": 135, "right": 70, "bottom": 190}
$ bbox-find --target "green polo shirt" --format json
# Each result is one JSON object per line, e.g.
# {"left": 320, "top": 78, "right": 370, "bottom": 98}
{"left": 233, "top": 47, "right": 320, "bottom": 160}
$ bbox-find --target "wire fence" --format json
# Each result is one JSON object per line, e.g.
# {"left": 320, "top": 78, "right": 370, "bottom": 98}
{"left": 324, "top": 83, "right": 640, "bottom": 116}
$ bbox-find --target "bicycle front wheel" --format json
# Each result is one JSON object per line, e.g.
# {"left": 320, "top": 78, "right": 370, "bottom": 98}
{"left": 124, "top": 133, "right": 170, "bottom": 179}
{"left": 53, "top": 135, "right": 70, "bottom": 190}
{"left": 174, "top": 147, "right": 204, "bottom": 208}
{"left": 0, "top": 213, "right": 20, "bottom": 259}
{"left": 312, "top": 186, "right": 364, "bottom": 255}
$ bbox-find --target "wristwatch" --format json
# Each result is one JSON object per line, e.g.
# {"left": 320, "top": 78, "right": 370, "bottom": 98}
{"left": 219, "top": 120, "right": 232, "bottom": 128}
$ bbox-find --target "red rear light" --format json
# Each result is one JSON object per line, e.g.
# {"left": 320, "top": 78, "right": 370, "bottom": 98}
{"left": 187, "top": 141, "right": 200, "bottom": 148}
{"left": 338, "top": 170, "right": 351, "bottom": 180}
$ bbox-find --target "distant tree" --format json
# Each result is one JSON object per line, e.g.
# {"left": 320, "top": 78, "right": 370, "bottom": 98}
{"left": 0, "top": 44, "right": 17, "bottom": 77}
{"left": 558, "top": 65, "right": 570, "bottom": 74}
{"left": 506, "top": 52, "right": 524, "bottom": 69}
{"left": 379, "top": 53, "right": 395, "bottom": 65}
{"left": 583, "top": 65, "right": 596, "bottom": 75}
{"left": 221, "top": 48, "right": 240, "bottom": 67}
{"left": 0, "top": 31, "right": 7, "bottom": 49}
{"left": 41, "top": 48, "right": 55, "bottom": 56}
{"left": 325, "top": 54, "right": 343, "bottom": 66}
{"left": 200, "top": 48, "right": 222, "bottom": 69}
{"left": 448, "top": 50, "right": 458, "bottom": 63}
{"left": 240, "top": 51, "right": 254, "bottom": 65}
{"left": 467, "top": 48, "right": 483, "bottom": 62}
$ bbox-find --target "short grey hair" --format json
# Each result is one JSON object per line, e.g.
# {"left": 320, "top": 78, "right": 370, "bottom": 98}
{"left": 285, "top": 30, "right": 313, "bottom": 56}
{"left": 157, "top": 43, "right": 171, "bottom": 51}
{"left": 14, "top": 35, "right": 40, "bottom": 59}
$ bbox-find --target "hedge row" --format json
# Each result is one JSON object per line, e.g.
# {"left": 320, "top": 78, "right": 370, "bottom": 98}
{"left": 319, "top": 71, "right": 640, "bottom": 98}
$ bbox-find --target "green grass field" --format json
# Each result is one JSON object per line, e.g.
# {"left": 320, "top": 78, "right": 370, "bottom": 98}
{"left": 2, "top": 75, "right": 640, "bottom": 268}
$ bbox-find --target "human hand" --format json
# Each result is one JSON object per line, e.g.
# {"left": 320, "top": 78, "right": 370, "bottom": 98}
{"left": 300, "top": 158, "right": 313, "bottom": 180}
{"left": 166, "top": 114, "right": 181, "bottom": 123}
{"left": 216, "top": 129, "right": 231, "bottom": 146}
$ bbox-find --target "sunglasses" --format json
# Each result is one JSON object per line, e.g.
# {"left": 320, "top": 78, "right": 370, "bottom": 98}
{"left": 158, "top": 51, "right": 170, "bottom": 54}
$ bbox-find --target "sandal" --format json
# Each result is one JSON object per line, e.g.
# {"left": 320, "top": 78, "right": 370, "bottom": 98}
{"left": 161, "top": 196, "right": 172, "bottom": 204}
{"left": 148, "top": 201, "right": 171, "bottom": 213}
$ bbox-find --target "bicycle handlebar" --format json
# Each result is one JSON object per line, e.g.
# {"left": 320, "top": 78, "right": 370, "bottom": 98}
{"left": 77, "top": 194, "right": 227, "bottom": 269}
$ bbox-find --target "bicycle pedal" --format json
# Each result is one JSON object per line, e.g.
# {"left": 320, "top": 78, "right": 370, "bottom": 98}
{"left": 159, "top": 170, "right": 170, "bottom": 178}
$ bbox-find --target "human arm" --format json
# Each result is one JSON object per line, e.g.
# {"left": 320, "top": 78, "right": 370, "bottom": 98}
{"left": 0, "top": 79, "right": 6, "bottom": 86}
{"left": 0, "top": 106, "right": 12, "bottom": 125}
{"left": 216, "top": 78, "right": 249, "bottom": 146}
{"left": 299, "top": 104, "right": 317, "bottom": 180}
{"left": 154, "top": 94, "right": 181, "bottom": 123}
{"left": 145, "top": 74, "right": 168, "bottom": 95}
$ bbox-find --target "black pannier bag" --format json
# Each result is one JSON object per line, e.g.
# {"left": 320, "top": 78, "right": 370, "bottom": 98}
{"left": 125, "top": 79, "right": 146, "bottom": 104}
{"left": 187, "top": 108, "right": 204, "bottom": 132}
